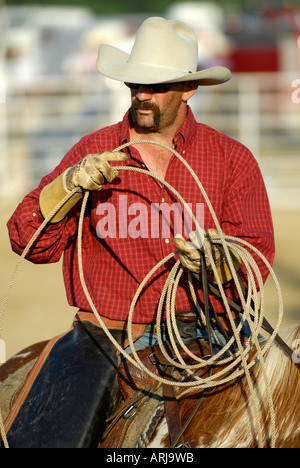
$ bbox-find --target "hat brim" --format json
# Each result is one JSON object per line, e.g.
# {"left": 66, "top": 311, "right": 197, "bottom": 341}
{"left": 96, "top": 44, "right": 231, "bottom": 86}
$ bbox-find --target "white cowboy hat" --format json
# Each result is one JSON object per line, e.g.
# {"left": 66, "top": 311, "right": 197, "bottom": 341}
{"left": 96, "top": 17, "right": 231, "bottom": 86}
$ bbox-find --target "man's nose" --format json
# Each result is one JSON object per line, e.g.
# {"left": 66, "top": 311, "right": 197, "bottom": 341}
{"left": 135, "top": 85, "right": 153, "bottom": 99}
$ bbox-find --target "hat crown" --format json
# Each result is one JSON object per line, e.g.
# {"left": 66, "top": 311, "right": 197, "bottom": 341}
{"left": 128, "top": 17, "right": 198, "bottom": 74}
{"left": 96, "top": 16, "right": 231, "bottom": 86}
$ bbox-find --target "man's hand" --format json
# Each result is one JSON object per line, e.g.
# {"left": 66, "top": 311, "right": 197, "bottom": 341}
{"left": 65, "top": 151, "right": 128, "bottom": 191}
{"left": 173, "top": 229, "right": 222, "bottom": 273}
{"left": 39, "top": 151, "right": 128, "bottom": 222}
{"left": 173, "top": 229, "right": 241, "bottom": 283}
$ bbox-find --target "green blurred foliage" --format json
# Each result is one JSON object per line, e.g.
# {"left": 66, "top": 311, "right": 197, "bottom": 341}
{"left": 4, "top": 0, "right": 300, "bottom": 16}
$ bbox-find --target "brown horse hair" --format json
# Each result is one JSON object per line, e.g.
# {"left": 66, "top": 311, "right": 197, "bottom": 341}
{"left": 157, "top": 326, "right": 300, "bottom": 448}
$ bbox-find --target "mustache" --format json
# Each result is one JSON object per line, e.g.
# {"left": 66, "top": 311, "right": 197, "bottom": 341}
{"left": 130, "top": 100, "right": 159, "bottom": 112}
{"left": 129, "top": 99, "right": 161, "bottom": 128}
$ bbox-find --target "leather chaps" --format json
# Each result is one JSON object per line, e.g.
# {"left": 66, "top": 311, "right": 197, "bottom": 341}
{"left": 2, "top": 320, "right": 126, "bottom": 448}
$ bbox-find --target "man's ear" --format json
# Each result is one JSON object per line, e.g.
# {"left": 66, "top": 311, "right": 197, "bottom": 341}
{"left": 182, "top": 80, "right": 199, "bottom": 102}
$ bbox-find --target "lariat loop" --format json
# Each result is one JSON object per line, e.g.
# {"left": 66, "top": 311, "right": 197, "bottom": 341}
{"left": 0, "top": 139, "right": 283, "bottom": 448}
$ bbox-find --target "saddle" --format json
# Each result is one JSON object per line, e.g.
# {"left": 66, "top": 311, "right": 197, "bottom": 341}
{"left": 99, "top": 339, "right": 212, "bottom": 448}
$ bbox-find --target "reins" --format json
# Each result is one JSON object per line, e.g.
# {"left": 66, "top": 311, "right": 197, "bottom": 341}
{"left": 78, "top": 140, "right": 283, "bottom": 448}
{"left": 0, "top": 139, "right": 287, "bottom": 448}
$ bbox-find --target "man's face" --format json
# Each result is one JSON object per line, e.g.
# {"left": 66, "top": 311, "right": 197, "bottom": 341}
{"left": 127, "top": 83, "right": 191, "bottom": 133}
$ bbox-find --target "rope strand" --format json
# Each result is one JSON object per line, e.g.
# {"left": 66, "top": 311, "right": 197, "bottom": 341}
{"left": 0, "top": 140, "right": 282, "bottom": 448}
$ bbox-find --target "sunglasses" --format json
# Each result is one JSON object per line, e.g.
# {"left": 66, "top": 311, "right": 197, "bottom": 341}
{"left": 126, "top": 83, "right": 172, "bottom": 93}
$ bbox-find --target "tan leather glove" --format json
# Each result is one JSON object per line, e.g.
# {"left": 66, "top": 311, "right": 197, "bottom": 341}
{"left": 64, "top": 151, "right": 128, "bottom": 191}
{"left": 173, "top": 229, "right": 241, "bottom": 283}
{"left": 39, "top": 151, "right": 127, "bottom": 223}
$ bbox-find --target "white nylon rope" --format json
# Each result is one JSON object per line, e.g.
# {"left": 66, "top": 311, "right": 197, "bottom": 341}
{"left": 0, "top": 140, "right": 283, "bottom": 447}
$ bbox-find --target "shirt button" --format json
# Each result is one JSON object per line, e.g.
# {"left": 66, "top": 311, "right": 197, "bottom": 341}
{"left": 161, "top": 198, "right": 165, "bottom": 203}
{"left": 164, "top": 239, "right": 170, "bottom": 244}
{"left": 32, "top": 212, "right": 36, "bottom": 217}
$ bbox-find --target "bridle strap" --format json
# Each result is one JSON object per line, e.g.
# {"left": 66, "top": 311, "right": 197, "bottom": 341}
{"left": 163, "top": 382, "right": 187, "bottom": 448}
{"left": 163, "top": 256, "right": 215, "bottom": 448}
{"left": 207, "top": 276, "right": 299, "bottom": 366}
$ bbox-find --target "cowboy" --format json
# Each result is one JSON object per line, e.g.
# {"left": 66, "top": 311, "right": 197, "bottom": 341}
{"left": 5, "top": 17, "right": 274, "bottom": 447}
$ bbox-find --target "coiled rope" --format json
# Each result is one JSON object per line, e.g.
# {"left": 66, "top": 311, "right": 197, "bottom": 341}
{"left": 0, "top": 140, "right": 283, "bottom": 448}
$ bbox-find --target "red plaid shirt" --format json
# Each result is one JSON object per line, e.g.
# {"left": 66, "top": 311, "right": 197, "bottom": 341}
{"left": 7, "top": 107, "right": 275, "bottom": 323}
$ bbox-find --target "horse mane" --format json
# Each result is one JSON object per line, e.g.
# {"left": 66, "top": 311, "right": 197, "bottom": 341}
{"left": 173, "top": 325, "right": 300, "bottom": 448}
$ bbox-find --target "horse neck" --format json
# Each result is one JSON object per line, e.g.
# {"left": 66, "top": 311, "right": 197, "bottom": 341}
{"left": 176, "top": 326, "right": 300, "bottom": 448}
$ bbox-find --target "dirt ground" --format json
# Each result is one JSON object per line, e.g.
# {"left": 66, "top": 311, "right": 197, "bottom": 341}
{"left": 0, "top": 201, "right": 299, "bottom": 360}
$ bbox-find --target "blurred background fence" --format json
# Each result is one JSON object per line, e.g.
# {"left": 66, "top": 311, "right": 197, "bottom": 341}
{"left": 1, "top": 71, "right": 300, "bottom": 208}
{"left": 1, "top": 2, "right": 300, "bottom": 206}
{"left": 0, "top": 1, "right": 299, "bottom": 357}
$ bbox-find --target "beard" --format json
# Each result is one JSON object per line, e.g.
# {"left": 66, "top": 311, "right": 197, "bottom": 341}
{"left": 129, "top": 100, "right": 161, "bottom": 129}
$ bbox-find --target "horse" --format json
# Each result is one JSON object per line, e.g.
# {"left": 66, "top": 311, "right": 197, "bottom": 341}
{"left": 147, "top": 324, "right": 300, "bottom": 448}
{"left": 0, "top": 324, "right": 299, "bottom": 449}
